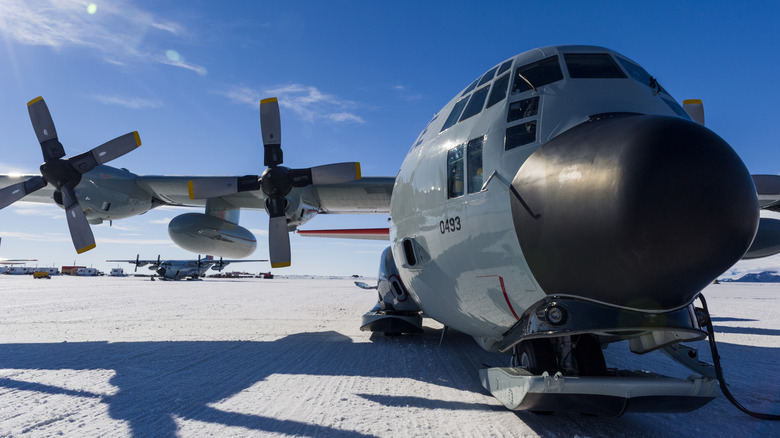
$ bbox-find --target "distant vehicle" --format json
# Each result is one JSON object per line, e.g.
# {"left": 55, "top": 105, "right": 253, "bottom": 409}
{"left": 33, "top": 271, "right": 50, "bottom": 279}
{"left": 32, "top": 267, "right": 59, "bottom": 276}
{"left": 107, "top": 255, "right": 267, "bottom": 281}
{"left": 4, "top": 266, "right": 32, "bottom": 275}
{"left": 109, "top": 267, "right": 128, "bottom": 277}
{"left": 75, "top": 267, "right": 100, "bottom": 276}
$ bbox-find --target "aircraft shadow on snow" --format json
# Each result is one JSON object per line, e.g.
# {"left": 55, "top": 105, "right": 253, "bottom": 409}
{"left": 0, "top": 328, "right": 777, "bottom": 437}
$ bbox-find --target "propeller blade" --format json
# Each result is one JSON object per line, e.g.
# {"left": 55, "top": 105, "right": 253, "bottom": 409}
{"left": 135, "top": 254, "right": 139, "bottom": 272}
{"left": 0, "top": 176, "right": 46, "bottom": 210}
{"left": 91, "top": 132, "right": 142, "bottom": 166}
{"left": 268, "top": 215, "right": 291, "bottom": 268}
{"left": 310, "top": 162, "right": 362, "bottom": 185}
{"left": 260, "top": 97, "right": 283, "bottom": 167}
{"left": 68, "top": 132, "right": 141, "bottom": 175}
{"left": 61, "top": 186, "right": 96, "bottom": 254}
{"left": 27, "top": 97, "right": 66, "bottom": 162}
{"left": 683, "top": 99, "right": 705, "bottom": 126}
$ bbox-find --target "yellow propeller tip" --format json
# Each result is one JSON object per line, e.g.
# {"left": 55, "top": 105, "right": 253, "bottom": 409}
{"left": 77, "top": 243, "right": 96, "bottom": 254}
{"left": 683, "top": 99, "right": 703, "bottom": 105}
{"left": 260, "top": 97, "right": 278, "bottom": 104}
{"left": 187, "top": 180, "right": 195, "bottom": 200}
{"left": 133, "top": 131, "right": 141, "bottom": 147}
{"left": 27, "top": 96, "right": 43, "bottom": 107}
{"left": 271, "top": 261, "right": 291, "bottom": 268}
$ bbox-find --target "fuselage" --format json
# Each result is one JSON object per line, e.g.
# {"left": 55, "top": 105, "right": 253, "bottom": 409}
{"left": 390, "top": 45, "right": 758, "bottom": 349}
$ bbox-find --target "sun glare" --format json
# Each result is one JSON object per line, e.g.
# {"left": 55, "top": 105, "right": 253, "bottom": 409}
{"left": 87, "top": 3, "right": 98, "bottom": 15}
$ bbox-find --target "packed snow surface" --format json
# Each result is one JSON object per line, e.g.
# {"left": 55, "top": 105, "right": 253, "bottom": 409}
{"left": 0, "top": 276, "right": 777, "bottom": 437}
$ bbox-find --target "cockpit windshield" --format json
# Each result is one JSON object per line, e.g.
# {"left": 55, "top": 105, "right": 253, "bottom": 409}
{"left": 564, "top": 53, "right": 626, "bottom": 78}
{"left": 511, "top": 56, "right": 563, "bottom": 95}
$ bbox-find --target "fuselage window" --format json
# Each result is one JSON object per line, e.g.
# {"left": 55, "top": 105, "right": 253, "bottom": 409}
{"left": 497, "top": 59, "right": 513, "bottom": 76}
{"left": 507, "top": 96, "right": 539, "bottom": 122}
{"left": 662, "top": 98, "right": 692, "bottom": 120}
{"left": 478, "top": 65, "right": 499, "bottom": 87}
{"left": 511, "top": 55, "right": 563, "bottom": 95}
{"left": 447, "top": 144, "right": 465, "bottom": 198}
{"left": 461, "top": 78, "right": 479, "bottom": 96}
{"left": 440, "top": 96, "right": 470, "bottom": 132}
{"left": 615, "top": 56, "right": 667, "bottom": 94}
{"left": 459, "top": 86, "right": 490, "bottom": 122}
{"left": 486, "top": 73, "right": 510, "bottom": 109}
{"left": 505, "top": 121, "right": 537, "bottom": 151}
{"left": 615, "top": 56, "right": 651, "bottom": 84}
{"left": 467, "top": 137, "right": 484, "bottom": 193}
{"left": 564, "top": 53, "right": 626, "bottom": 79}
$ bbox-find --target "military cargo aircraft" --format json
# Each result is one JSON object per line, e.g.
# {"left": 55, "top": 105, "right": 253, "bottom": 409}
{"left": 107, "top": 255, "right": 267, "bottom": 281}
{"left": 1, "top": 45, "right": 779, "bottom": 417}
{"left": 0, "top": 237, "right": 37, "bottom": 265}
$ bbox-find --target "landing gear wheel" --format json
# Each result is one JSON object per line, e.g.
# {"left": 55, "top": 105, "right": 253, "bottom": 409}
{"left": 516, "top": 339, "right": 557, "bottom": 375}
{"left": 573, "top": 334, "right": 607, "bottom": 376}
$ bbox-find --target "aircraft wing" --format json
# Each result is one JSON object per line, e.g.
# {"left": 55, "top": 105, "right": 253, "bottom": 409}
{"left": 1, "top": 171, "right": 393, "bottom": 214}
{"left": 136, "top": 175, "right": 394, "bottom": 213}
{"left": 0, "top": 174, "right": 56, "bottom": 204}
{"left": 106, "top": 259, "right": 158, "bottom": 267}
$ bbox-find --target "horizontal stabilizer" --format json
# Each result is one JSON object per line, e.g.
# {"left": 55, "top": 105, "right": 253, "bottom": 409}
{"left": 743, "top": 217, "right": 780, "bottom": 259}
{"left": 296, "top": 228, "right": 390, "bottom": 241}
{"left": 753, "top": 174, "right": 780, "bottom": 211}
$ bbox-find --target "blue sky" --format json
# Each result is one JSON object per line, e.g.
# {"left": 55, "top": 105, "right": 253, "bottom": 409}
{"left": 1, "top": 0, "right": 779, "bottom": 276}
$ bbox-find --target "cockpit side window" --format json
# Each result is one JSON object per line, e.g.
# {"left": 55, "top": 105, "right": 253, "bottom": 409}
{"left": 461, "top": 78, "right": 479, "bottom": 96}
{"left": 497, "top": 59, "right": 513, "bottom": 76}
{"left": 564, "top": 53, "right": 626, "bottom": 78}
{"left": 507, "top": 96, "right": 539, "bottom": 122}
{"left": 615, "top": 56, "right": 651, "bottom": 84}
{"left": 511, "top": 56, "right": 563, "bottom": 95}
{"left": 615, "top": 56, "right": 667, "bottom": 94}
{"left": 486, "top": 73, "right": 510, "bottom": 109}
{"left": 466, "top": 137, "right": 484, "bottom": 193}
{"left": 459, "top": 86, "right": 490, "bottom": 122}
{"left": 440, "top": 96, "right": 470, "bottom": 132}
{"left": 478, "top": 65, "right": 499, "bottom": 87}
{"left": 447, "top": 144, "right": 465, "bottom": 199}
{"left": 505, "top": 121, "right": 537, "bottom": 151}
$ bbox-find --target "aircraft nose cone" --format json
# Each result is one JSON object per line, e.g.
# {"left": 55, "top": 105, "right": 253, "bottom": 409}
{"left": 511, "top": 114, "right": 759, "bottom": 310}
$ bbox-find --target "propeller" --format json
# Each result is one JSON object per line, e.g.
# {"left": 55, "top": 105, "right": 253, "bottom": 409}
{"left": 134, "top": 254, "right": 140, "bottom": 272}
{"left": 0, "top": 97, "right": 141, "bottom": 254}
{"left": 187, "top": 97, "right": 361, "bottom": 268}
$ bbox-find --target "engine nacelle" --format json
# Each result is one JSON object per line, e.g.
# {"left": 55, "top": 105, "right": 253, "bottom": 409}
{"left": 168, "top": 213, "right": 256, "bottom": 258}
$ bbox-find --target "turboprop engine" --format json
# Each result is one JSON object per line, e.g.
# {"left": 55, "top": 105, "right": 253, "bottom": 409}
{"left": 168, "top": 213, "right": 256, "bottom": 258}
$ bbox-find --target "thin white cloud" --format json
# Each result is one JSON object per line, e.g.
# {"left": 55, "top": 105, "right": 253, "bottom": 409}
{"left": 216, "top": 84, "right": 364, "bottom": 124}
{"left": 98, "top": 237, "right": 174, "bottom": 245}
{"left": 149, "top": 217, "right": 172, "bottom": 225}
{"left": 0, "top": 231, "right": 70, "bottom": 243}
{"left": 0, "top": 0, "right": 206, "bottom": 75}
{"left": 91, "top": 94, "right": 163, "bottom": 109}
{"left": 393, "top": 84, "right": 423, "bottom": 101}
{"left": 10, "top": 203, "right": 62, "bottom": 220}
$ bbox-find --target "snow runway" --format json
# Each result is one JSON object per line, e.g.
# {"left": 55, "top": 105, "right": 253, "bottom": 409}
{"left": 0, "top": 276, "right": 777, "bottom": 437}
